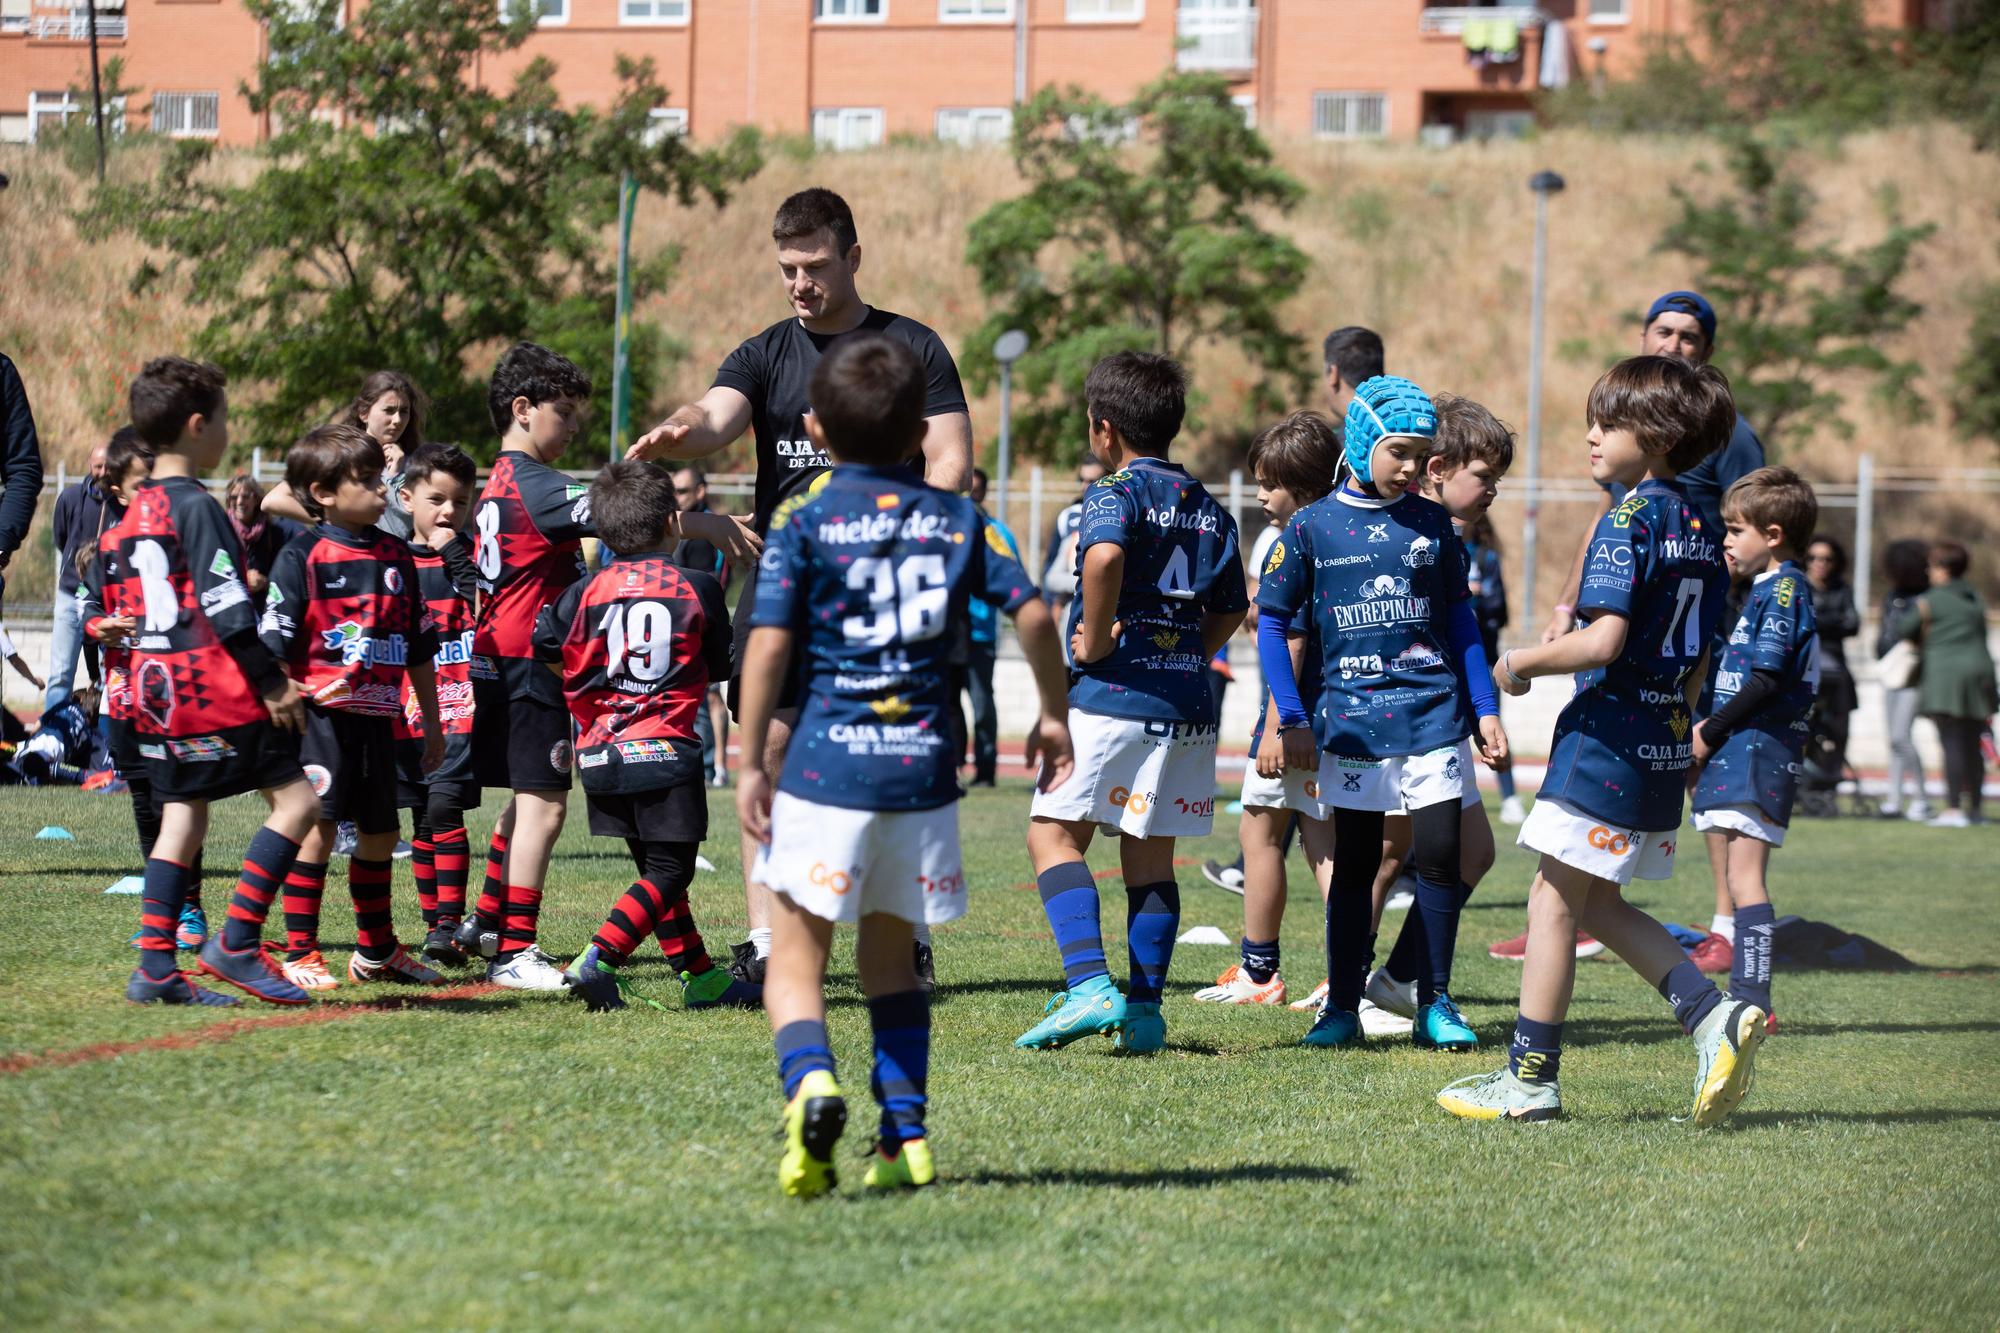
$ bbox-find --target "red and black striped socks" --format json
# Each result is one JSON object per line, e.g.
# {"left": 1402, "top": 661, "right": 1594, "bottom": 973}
{"left": 281, "top": 860, "right": 329, "bottom": 960}
{"left": 222, "top": 827, "right": 303, "bottom": 951}
{"left": 474, "top": 831, "right": 509, "bottom": 931}
{"left": 350, "top": 856, "right": 396, "bottom": 962}
{"left": 431, "top": 825, "right": 470, "bottom": 924}
{"left": 138, "top": 856, "right": 189, "bottom": 980}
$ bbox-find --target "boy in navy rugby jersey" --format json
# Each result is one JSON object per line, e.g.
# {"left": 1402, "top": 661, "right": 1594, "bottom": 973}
{"left": 1439, "top": 356, "right": 1765, "bottom": 1124}
{"left": 391, "top": 443, "right": 484, "bottom": 965}
{"left": 1690, "top": 467, "right": 1821, "bottom": 1030}
{"left": 537, "top": 461, "right": 760, "bottom": 1012}
{"left": 738, "top": 335, "right": 1072, "bottom": 1197}
{"left": 113, "top": 358, "right": 319, "bottom": 1006}
{"left": 1259, "top": 377, "right": 1509, "bottom": 1052}
{"left": 259, "top": 424, "right": 446, "bottom": 989}
{"left": 1017, "top": 352, "right": 1248, "bottom": 1057}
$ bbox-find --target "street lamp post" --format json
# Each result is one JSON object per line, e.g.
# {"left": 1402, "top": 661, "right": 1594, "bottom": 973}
{"left": 1521, "top": 169, "right": 1566, "bottom": 633}
{"left": 993, "top": 328, "right": 1029, "bottom": 525}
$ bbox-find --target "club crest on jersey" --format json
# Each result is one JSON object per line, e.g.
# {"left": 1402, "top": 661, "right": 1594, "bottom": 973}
{"left": 870, "top": 695, "right": 912, "bottom": 723}
{"left": 550, "top": 740, "right": 572, "bottom": 772}
{"left": 1151, "top": 629, "right": 1182, "bottom": 652}
{"left": 137, "top": 660, "right": 174, "bottom": 731}
{"left": 1667, "top": 712, "right": 1691, "bottom": 742}
{"left": 303, "top": 764, "right": 333, "bottom": 797}
{"left": 1403, "top": 535, "right": 1437, "bottom": 569}
{"left": 384, "top": 566, "right": 402, "bottom": 594}
{"left": 1264, "top": 540, "right": 1286, "bottom": 575}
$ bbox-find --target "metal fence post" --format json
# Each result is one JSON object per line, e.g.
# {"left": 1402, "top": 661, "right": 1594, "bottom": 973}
{"left": 1853, "top": 452, "right": 1875, "bottom": 623}
{"left": 1028, "top": 464, "right": 1045, "bottom": 577}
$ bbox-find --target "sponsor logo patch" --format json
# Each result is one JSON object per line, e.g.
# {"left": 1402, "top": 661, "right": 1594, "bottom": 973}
{"left": 168, "top": 736, "right": 238, "bottom": 763}
{"left": 550, "top": 740, "right": 572, "bottom": 772}
{"left": 304, "top": 763, "right": 333, "bottom": 796}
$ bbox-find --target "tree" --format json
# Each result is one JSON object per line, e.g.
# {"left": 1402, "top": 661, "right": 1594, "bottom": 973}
{"left": 1953, "top": 281, "right": 2000, "bottom": 446}
{"left": 1656, "top": 134, "right": 1934, "bottom": 451}
{"left": 83, "top": 0, "right": 761, "bottom": 457}
{"left": 962, "top": 71, "right": 1310, "bottom": 463}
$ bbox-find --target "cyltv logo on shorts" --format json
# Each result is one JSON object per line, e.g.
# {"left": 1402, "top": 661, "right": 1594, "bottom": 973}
{"left": 1586, "top": 826, "right": 1633, "bottom": 855}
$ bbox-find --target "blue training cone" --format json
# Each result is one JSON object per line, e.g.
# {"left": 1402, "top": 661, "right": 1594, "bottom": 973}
{"left": 35, "top": 826, "right": 75, "bottom": 841}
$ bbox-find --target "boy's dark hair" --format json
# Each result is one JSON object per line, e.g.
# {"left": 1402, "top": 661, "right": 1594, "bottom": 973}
{"left": 1930, "top": 538, "right": 1970, "bottom": 579}
{"left": 1585, "top": 355, "right": 1735, "bottom": 476}
{"left": 104, "top": 426, "right": 153, "bottom": 484}
{"left": 1428, "top": 393, "right": 1515, "bottom": 475}
{"left": 1322, "top": 326, "right": 1385, "bottom": 385}
{"left": 773, "top": 187, "right": 859, "bottom": 256}
{"left": 285, "top": 423, "right": 386, "bottom": 521}
{"left": 808, "top": 334, "right": 926, "bottom": 465}
{"left": 1723, "top": 465, "right": 1817, "bottom": 553}
{"left": 401, "top": 440, "right": 477, "bottom": 492}
{"left": 1247, "top": 411, "right": 1339, "bottom": 504}
{"left": 487, "top": 342, "right": 593, "bottom": 437}
{"left": 1085, "top": 351, "right": 1187, "bottom": 457}
{"left": 591, "top": 460, "right": 677, "bottom": 555}
{"left": 1882, "top": 538, "right": 1932, "bottom": 597}
{"left": 129, "top": 357, "right": 226, "bottom": 448}
{"left": 337, "top": 369, "right": 428, "bottom": 455}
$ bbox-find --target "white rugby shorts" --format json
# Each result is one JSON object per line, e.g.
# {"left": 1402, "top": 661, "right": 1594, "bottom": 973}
{"left": 1029, "top": 707, "right": 1219, "bottom": 838}
{"left": 1692, "top": 803, "right": 1788, "bottom": 847}
{"left": 756, "top": 791, "right": 966, "bottom": 926}
{"left": 1518, "top": 795, "right": 1678, "bottom": 885}
{"left": 1238, "top": 753, "right": 1330, "bottom": 819}
{"left": 1323, "top": 741, "right": 1467, "bottom": 814}
{"left": 1391, "top": 738, "right": 1482, "bottom": 815}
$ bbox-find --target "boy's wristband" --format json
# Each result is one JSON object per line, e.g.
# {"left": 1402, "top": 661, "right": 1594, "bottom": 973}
{"left": 1500, "top": 650, "right": 1529, "bottom": 689}
{"left": 1553, "top": 603, "right": 1574, "bottom": 617}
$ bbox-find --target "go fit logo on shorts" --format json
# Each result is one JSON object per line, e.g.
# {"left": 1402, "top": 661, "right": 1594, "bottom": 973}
{"left": 808, "top": 862, "right": 853, "bottom": 895}
{"left": 1587, "top": 826, "right": 1635, "bottom": 856}
{"left": 1109, "top": 785, "right": 1154, "bottom": 814}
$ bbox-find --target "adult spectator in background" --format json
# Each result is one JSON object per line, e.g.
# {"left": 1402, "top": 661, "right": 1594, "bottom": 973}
{"left": 1465, "top": 513, "right": 1525, "bottom": 825}
{"left": 45, "top": 438, "right": 115, "bottom": 712}
{"left": 1320, "top": 325, "right": 1384, "bottom": 431}
{"left": 1893, "top": 539, "right": 1998, "bottom": 828}
{"left": 628, "top": 187, "right": 972, "bottom": 986}
{"left": 1805, "top": 535, "right": 1860, "bottom": 778}
{"left": 1041, "top": 454, "right": 1106, "bottom": 611}
{"left": 1875, "top": 538, "right": 1933, "bottom": 821}
{"left": 669, "top": 464, "right": 734, "bottom": 788}
{"left": 223, "top": 472, "right": 303, "bottom": 610}
{"left": 0, "top": 353, "right": 43, "bottom": 608}
{"left": 963, "top": 467, "right": 1024, "bottom": 787}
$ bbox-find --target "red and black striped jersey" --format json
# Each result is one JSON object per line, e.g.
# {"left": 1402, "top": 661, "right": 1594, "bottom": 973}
{"left": 397, "top": 536, "right": 478, "bottom": 741}
{"left": 81, "top": 511, "right": 135, "bottom": 721}
{"left": 103, "top": 476, "right": 285, "bottom": 739}
{"left": 259, "top": 523, "right": 436, "bottom": 719}
{"left": 533, "top": 552, "right": 730, "bottom": 794}
{"left": 471, "top": 451, "right": 592, "bottom": 705}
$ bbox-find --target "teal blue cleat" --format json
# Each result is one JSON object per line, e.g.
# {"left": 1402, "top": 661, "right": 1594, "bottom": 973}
{"left": 1414, "top": 993, "right": 1479, "bottom": 1051}
{"left": 1300, "top": 1007, "right": 1362, "bottom": 1048}
{"left": 1113, "top": 1000, "right": 1165, "bottom": 1055}
{"left": 1015, "top": 975, "right": 1125, "bottom": 1050}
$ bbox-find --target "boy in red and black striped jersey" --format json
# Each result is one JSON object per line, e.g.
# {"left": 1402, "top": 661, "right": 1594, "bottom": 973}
{"left": 390, "top": 443, "right": 484, "bottom": 966}
{"left": 258, "top": 424, "right": 446, "bottom": 990}
{"left": 113, "top": 358, "right": 320, "bottom": 1007}
{"left": 84, "top": 429, "right": 210, "bottom": 947}
{"left": 458, "top": 343, "right": 597, "bottom": 992}
{"left": 534, "top": 461, "right": 760, "bottom": 1011}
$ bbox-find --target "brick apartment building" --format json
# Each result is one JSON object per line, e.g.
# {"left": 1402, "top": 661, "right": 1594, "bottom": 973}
{"left": 1, "top": 0, "right": 1940, "bottom": 150}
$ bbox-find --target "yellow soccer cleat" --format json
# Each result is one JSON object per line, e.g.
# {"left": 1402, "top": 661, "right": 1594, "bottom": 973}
{"left": 779, "top": 1070, "right": 847, "bottom": 1199}
{"left": 862, "top": 1137, "right": 936, "bottom": 1191}
{"left": 1691, "top": 999, "right": 1767, "bottom": 1128}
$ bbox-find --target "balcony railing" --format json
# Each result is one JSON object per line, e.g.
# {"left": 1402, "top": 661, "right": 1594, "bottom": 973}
{"left": 1418, "top": 6, "right": 1549, "bottom": 35}
{"left": 1176, "top": 7, "right": 1258, "bottom": 71}
{"left": 28, "top": 14, "right": 128, "bottom": 39}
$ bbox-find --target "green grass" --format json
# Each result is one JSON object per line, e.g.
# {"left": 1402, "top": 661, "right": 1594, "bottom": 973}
{"left": 3, "top": 782, "right": 1997, "bottom": 1329}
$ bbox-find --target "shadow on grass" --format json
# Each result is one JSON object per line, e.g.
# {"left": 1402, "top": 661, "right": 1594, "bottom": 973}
{"left": 1726, "top": 1107, "right": 2000, "bottom": 1127}
{"left": 954, "top": 1162, "right": 1352, "bottom": 1190}
{"left": 1563, "top": 1017, "right": 2000, "bottom": 1048}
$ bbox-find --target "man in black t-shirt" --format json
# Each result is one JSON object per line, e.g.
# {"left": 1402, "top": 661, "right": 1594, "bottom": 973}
{"left": 629, "top": 187, "right": 972, "bottom": 985}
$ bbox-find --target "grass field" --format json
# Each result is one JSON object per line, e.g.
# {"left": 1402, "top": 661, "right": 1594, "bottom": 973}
{"left": 3, "top": 780, "right": 1997, "bottom": 1329}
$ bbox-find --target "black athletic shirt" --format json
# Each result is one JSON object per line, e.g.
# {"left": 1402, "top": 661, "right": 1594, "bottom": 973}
{"left": 712, "top": 307, "right": 967, "bottom": 535}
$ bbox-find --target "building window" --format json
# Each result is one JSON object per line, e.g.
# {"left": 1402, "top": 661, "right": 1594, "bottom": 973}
{"left": 936, "top": 107, "right": 1012, "bottom": 145}
{"left": 152, "top": 91, "right": 221, "bottom": 138}
{"left": 815, "top": 0, "right": 883, "bottom": 20}
{"left": 1312, "top": 91, "right": 1387, "bottom": 140}
{"left": 1588, "top": 0, "right": 1628, "bottom": 20}
{"left": 621, "top": 0, "right": 688, "bottom": 22}
{"left": 1232, "top": 93, "right": 1256, "bottom": 127}
{"left": 27, "top": 91, "right": 81, "bottom": 141}
{"left": 941, "top": 0, "right": 1010, "bottom": 19}
{"left": 500, "top": 0, "right": 568, "bottom": 25}
{"left": 813, "top": 107, "right": 884, "bottom": 150}
{"left": 1066, "top": 0, "right": 1141, "bottom": 20}
{"left": 643, "top": 107, "right": 689, "bottom": 145}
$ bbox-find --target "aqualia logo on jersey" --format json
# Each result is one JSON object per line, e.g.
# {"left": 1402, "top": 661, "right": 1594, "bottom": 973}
{"left": 434, "top": 630, "right": 474, "bottom": 667}
{"left": 321, "top": 621, "right": 409, "bottom": 668}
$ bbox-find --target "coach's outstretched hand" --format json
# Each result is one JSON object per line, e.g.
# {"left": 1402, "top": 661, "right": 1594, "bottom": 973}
{"left": 628, "top": 416, "right": 690, "bottom": 462}
{"left": 738, "top": 766, "right": 774, "bottom": 845}
{"left": 263, "top": 676, "right": 306, "bottom": 733}
{"left": 1025, "top": 714, "right": 1074, "bottom": 794}
{"left": 679, "top": 509, "right": 763, "bottom": 565}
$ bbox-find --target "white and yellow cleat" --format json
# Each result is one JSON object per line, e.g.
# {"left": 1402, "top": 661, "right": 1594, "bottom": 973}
{"left": 863, "top": 1137, "right": 936, "bottom": 1191}
{"left": 1690, "top": 999, "right": 1767, "bottom": 1127}
{"left": 1286, "top": 978, "right": 1330, "bottom": 1013}
{"left": 779, "top": 1070, "right": 848, "bottom": 1199}
{"left": 348, "top": 944, "right": 445, "bottom": 985}
{"left": 278, "top": 949, "right": 340, "bottom": 992}
{"left": 1437, "top": 1067, "right": 1562, "bottom": 1122}
{"left": 1193, "top": 963, "right": 1287, "bottom": 1006}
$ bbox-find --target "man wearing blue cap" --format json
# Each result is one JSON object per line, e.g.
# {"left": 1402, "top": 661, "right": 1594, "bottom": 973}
{"left": 1517, "top": 291, "right": 1766, "bottom": 972}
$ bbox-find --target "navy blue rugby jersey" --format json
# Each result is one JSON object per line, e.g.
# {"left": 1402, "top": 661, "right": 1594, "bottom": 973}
{"left": 1256, "top": 487, "right": 1472, "bottom": 759}
{"left": 1540, "top": 479, "right": 1728, "bottom": 829}
{"left": 1693, "top": 561, "right": 1818, "bottom": 825}
{"left": 749, "top": 463, "right": 1034, "bottom": 812}
{"left": 1063, "top": 459, "right": 1247, "bottom": 726}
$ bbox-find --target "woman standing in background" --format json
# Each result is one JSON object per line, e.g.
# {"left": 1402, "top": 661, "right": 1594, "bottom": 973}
{"left": 1876, "top": 539, "right": 1933, "bottom": 821}
{"left": 1895, "top": 539, "right": 1998, "bottom": 828}
{"left": 1807, "top": 536, "right": 1860, "bottom": 775}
